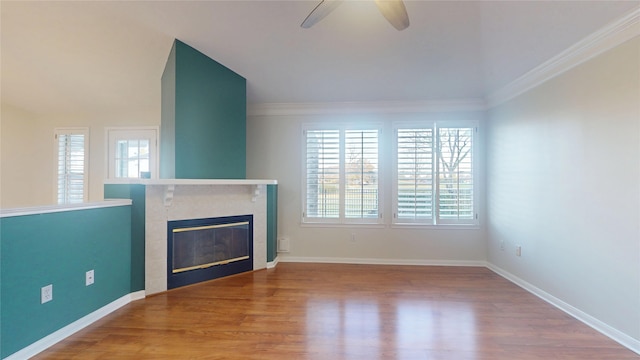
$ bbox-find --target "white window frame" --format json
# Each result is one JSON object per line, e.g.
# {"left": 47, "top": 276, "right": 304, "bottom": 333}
{"left": 302, "top": 123, "right": 383, "bottom": 225}
{"left": 54, "top": 127, "right": 89, "bottom": 204}
{"left": 393, "top": 120, "right": 478, "bottom": 227}
{"left": 105, "top": 127, "right": 159, "bottom": 180}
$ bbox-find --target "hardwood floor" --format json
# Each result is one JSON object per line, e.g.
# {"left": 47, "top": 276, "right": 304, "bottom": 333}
{"left": 33, "top": 263, "right": 638, "bottom": 359}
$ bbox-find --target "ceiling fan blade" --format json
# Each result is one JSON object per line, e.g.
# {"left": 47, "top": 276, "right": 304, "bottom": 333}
{"left": 301, "top": 0, "right": 344, "bottom": 29}
{"left": 374, "top": 0, "right": 410, "bottom": 30}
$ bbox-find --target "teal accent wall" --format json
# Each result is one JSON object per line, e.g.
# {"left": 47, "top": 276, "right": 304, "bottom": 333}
{"left": 160, "top": 42, "right": 177, "bottom": 179}
{"left": 0, "top": 205, "right": 132, "bottom": 358}
{"left": 161, "top": 39, "right": 247, "bottom": 179}
{"left": 267, "top": 185, "right": 278, "bottom": 263}
{"left": 104, "top": 185, "right": 146, "bottom": 292}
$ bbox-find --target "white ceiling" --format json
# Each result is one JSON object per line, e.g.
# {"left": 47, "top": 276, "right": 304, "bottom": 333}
{"left": 1, "top": 1, "right": 637, "bottom": 116}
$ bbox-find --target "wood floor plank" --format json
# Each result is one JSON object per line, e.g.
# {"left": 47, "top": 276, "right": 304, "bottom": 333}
{"left": 32, "top": 263, "right": 638, "bottom": 359}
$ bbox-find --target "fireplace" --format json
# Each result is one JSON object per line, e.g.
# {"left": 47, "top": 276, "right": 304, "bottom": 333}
{"left": 167, "top": 214, "right": 253, "bottom": 289}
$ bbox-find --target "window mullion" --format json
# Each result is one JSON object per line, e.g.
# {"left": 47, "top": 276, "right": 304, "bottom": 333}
{"left": 339, "top": 129, "right": 346, "bottom": 223}
{"left": 413, "top": 132, "right": 419, "bottom": 219}
{"left": 360, "top": 132, "right": 364, "bottom": 218}
{"left": 433, "top": 124, "right": 440, "bottom": 225}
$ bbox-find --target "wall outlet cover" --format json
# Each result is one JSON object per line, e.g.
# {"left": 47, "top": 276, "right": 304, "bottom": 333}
{"left": 278, "top": 237, "right": 290, "bottom": 253}
{"left": 41, "top": 284, "right": 53, "bottom": 304}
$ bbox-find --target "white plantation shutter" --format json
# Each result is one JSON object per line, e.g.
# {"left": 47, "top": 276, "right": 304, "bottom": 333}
{"left": 303, "top": 126, "right": 382, "bottom": 224}
{"left": 56, "top": 129, "right": 88, "bottom": 204}
{"left": 345, "top": 129, "right": 379, "bottom": 219}
{"left": 437, "top": 127, "right": 474, "bottom": 222}
{"left": 305, "top": 129, "right": 340, "bottom": 219}
{"left": 303, "top": 122, "right": 476, "bottom": 226}
{"left": 396, "top": 128, "right": 434, "bottom": 221}
{"left": 394, "top": 123, "right": 476, "bottom": 225}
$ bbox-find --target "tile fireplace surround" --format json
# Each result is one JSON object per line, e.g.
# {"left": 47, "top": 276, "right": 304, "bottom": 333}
{"left": 106, "top": 179, "right": 277, "bottom": 295}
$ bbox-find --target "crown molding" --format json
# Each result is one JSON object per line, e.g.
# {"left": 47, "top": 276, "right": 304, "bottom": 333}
{"left": 486, "top": 6, "right": 640, "bottom": 108}
{"left": 247, "top": 99, "right": 487, "bottom": 117}
{"left": 248, "top": 7, "right": 639, "bottom": 116}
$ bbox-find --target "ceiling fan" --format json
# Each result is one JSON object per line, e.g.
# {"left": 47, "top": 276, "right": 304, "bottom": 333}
{"left": 301, "top": 0, "right": 410, "bottom": 31}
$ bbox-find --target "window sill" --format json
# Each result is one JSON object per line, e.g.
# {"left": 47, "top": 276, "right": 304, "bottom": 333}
{"left": 299, "top": 221, "right": 481, "bottom": 230}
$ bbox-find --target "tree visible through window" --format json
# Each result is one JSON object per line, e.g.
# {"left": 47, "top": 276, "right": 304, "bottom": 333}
{"left": 437, "top": 127, "right": 474, "bottom": 221}
{"left": 395, "top": 123, "right": 476, "bottom": 225}
{"left": 303, "top": 122, "right": 476, "bottom": 226}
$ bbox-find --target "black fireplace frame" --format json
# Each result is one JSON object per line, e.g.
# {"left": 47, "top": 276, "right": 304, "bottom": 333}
{"left": 167, "top": 214, "right": 253, "bottom": 290}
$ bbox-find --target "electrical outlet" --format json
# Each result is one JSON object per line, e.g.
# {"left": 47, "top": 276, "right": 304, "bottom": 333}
{"left": 278, "top": 237, "right": 290, "bottom": 253}
{"left": 516, "top": 245, "right": 522, "bottom": 257}
{"left": 41, "top": 284, "right": 53, "bottom": 304}
{"left": 86, "top": 270, "right": 95, "bottom": 286}
{"left": 350, "top": 233, "right": 356, "bottom": 243}
{"left": 500, "top": 240, "right": 505, "bottom": 251}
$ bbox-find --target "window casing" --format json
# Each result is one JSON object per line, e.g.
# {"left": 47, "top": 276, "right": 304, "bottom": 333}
{"left": 55, "top": 128, "right": 89, "bottom": 204}
{"left": 394, "top": 122, "right": 477, "bottom": 226}
{"left": 303, "top": 125, "right": 381, "bottom": 224}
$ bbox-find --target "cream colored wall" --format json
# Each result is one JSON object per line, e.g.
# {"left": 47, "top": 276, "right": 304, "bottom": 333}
{"left": 486, "top": 37, "right": 640, "bottom": 341}
{"left": 0, "top": 106, "right": 160, "bottom": 207}
{"left": 247, "top": 110, "right": 487, "bottom": 264}
{"left": 0, "top": 104, "right": 51, "bottom": 207}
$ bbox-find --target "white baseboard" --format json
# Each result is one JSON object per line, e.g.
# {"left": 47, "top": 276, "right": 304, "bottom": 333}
{"left": 266, "top": 256, "right": 279, "bottom": 269}
{"left": 486, "top": 263, "right": 640, "bottom": 355}
{"left": 5, "top": 291, "right": 146, "bottom": 360}
{"left": 130, "top": 290, "right": 146, "bottom": 301}
{"left": 278, "top": 255, "right": 486, "bottom": 267}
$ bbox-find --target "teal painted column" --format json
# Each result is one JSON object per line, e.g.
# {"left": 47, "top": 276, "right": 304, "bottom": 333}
{"left": 160, "top": 42, "right": 176, "bottom": 179}
{"left": 161, "top": 39, "right": 247, "bottom": 179}
{"left": 267, "top": 184, "right": 278, "bottom": 263}
{"left": 104, "top": 184, "right": 146, "bottom": 292}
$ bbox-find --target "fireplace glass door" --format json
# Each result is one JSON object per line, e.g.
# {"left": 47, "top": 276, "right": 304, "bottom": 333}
{"left": 172, "top": 221, "right": 249, "bottom": 273}
{"left": 167, "top": 215, "right": 253, "bottom": 289}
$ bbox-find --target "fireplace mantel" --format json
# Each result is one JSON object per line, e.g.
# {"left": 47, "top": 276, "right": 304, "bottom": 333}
{"left": 105, "top": 179, "right": 277, "bottom": 206}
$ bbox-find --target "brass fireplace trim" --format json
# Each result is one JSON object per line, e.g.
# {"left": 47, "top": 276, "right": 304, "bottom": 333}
{"left": 171, "top": 221, "right": 249, "bottom": 233}
{"left": 172, "top": 255, "right": 250, "bottom": 274}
